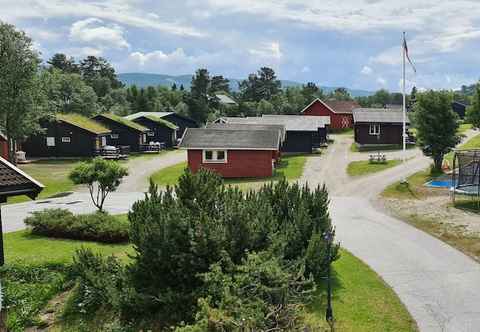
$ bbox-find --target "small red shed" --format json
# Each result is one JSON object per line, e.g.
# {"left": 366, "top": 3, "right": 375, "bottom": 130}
{"left": 179, "top": 128, "right": 281, "bottom": 178}
{"left": 0, "top": 134, "right": 8, "bottom": 160}
{"left": 301, "top": 99, "right": 360, "bottom": 129}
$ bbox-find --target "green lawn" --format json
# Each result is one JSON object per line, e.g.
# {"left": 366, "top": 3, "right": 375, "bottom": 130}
{"left": 150, "top": 155, "right": 308, "bottom": 189}
{"left": 347, "top": 159, "right": 402, "bottom": 177}
{"left": 305, "top": 250, "right": 417, "bottom": 332}
{"left": 381, "top": 168, "right": 442, "bottom": 200}
{"left": 445, "top": 132, "right": 480, "bottom": 164}
{"left": 458, "top": 123, "right": 473, "bottom": 134}
{"left": 351, "top": 143, "right": 415, "bottom": 153}
{"left": 8, "top": 159, "right": 84, "bottom": 204}
{"left": 5, "top": 216, "right": 132, "bottom": 266}
{"left": 2, "top": 214, "right": 132, "bottom": 331}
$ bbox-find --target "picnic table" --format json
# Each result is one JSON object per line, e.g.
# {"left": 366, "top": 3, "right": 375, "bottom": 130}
{"left": 95, "top": 146, "right": 128, "bottom": 160}
{"left": 140, "top": 142, "right": 166, "bottom": 153}
{"left": 369, "top": 152, "right": 387, "bottom": 164}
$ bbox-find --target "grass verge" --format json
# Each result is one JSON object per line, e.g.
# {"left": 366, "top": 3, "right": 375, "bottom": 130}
{"left": 445, "top": 132, "right": 480, "bottom": 164}
{"left": 9, "top": 159, "right": 84, "bottom": 204}
{"left": 5, "top": 215, "right": 132, "bottom": 266}
{"left": 381, "top": 168, "right": 444, "bottom": 200}
{"left": 2, "top": 215, "right": 132, "bottom": 331}
{"left": 390, "top": 212, "right": 480, "bottom": 262}
{"left": 351, "top": 143, "right": 416, "bottom": 153}
{"left": 458, "top": 123, "right": 473, "bottom": 134}
{"left": 150, "top": 155, "right": 308, "bottom": 189}
{"left": 347, "top": 160, "right": 402, "bottom": 177}
{"left": 305, "top": 249, "right": 417, "bottom": 332}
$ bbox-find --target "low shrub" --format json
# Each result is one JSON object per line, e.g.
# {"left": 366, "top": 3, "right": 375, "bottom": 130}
{"left": 25, "top": 209, "right": 129, "bottom": 243}
{"left": 0, "top": 264, "right": 67, "bottom": 331}
{"left": 65, "top": 248, "right": 127, "bottom": 317}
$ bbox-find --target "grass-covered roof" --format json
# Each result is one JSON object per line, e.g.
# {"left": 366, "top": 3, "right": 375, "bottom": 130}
{"left": 97, "top": 113, "right": 148, "bottom": 132}
{"left": 144, "top": 115, "right": 178, "bottom": 130}
{"left": 56, "top": 113, "right": 111, "bottom": 135}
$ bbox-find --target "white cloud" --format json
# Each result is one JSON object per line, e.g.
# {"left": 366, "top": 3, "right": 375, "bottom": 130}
{"left": 121, "top": 48, "right": 211, "bottom": 73}
{"left": 301, "top": 66, "right": 310, "bottom": 73}
{"left": 130, "top": 48, "right": 193, "bottom": 66}
{"left": 62, "top": 46, "right": 104, "bottom": 58}
{"left": 361, "top": 65, "right": 372, "bottom": 75}
{"left": 70, "top": 18, "right": 130, "bottom": 49}
{"left": 377, "top": 77, "right": 387, "bottom": 86}
{"left": 249, "top": 41, "right": 283, "bottom": 60}
{"left": 0, "top": 0, "right": 205, "bottom": 38}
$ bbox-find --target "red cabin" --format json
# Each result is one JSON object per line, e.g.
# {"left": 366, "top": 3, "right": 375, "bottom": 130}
{"left": 179, "top": 128, "right": 281, "bottom": 178}
{"left": 0, "top": 134, "right": 8, "bottom": 160}
{"left": 301, "top": 99, "right": 360, "bottom": 129}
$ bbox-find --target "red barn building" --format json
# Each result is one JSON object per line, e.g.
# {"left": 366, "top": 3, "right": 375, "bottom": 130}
{"left": 179, "top": 128, "right": 281, "bottom": 178}
{"left": 301, "top": 99, "right": 360, "bottom": 129}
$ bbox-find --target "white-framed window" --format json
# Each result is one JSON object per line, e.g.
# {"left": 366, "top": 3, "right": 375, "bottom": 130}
{"left": 147, "top": 132, "right": 155, "bottom": 136}
{"left": 203, "top": 150, "right": 227, "bottom": 163}
{"left": 111, "top": 134, "right": 119, "bottom": 139}
{"left": 46, "top": 137, "right": 55, "bottom": 147}
{"left": 61, "top": 137, "right": 71, "bottom": 143}
{"left": 369, "top": 124, "right": 381, "bottom": 135}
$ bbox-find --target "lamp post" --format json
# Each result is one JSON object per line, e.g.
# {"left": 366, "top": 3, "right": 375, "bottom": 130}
{"left": 324, "top": 229, "right": 334, "bottom": 331}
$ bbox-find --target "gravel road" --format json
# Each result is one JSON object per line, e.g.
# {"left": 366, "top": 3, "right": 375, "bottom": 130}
{"left": 300, "top": 131, "right": 480, "bottom": 332}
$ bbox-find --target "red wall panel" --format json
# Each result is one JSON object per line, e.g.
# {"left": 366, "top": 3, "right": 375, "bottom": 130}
{"left": 188, "top": 149, "right": 273, "bottom": 178}
{"left": 303, "top": 101, "right": 353, "bottom": 129}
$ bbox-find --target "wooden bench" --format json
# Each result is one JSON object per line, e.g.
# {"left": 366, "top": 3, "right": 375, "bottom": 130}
{"left": 369, "top": 153, "right": 387, "bottom": 164}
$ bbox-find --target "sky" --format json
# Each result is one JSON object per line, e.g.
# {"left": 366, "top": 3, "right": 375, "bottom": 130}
{"left": 2, "top": 0, "right": 480, "bottom": 92}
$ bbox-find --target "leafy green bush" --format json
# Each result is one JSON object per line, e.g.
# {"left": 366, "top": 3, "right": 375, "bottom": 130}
{"left": 25, "top": 209, "right": 129, "bottom": 243}
{"left": 0, "top": 264, "right": 67, "bottom": 331}
{"left": 65, "top": 248, "right": 127, "bottom": 316}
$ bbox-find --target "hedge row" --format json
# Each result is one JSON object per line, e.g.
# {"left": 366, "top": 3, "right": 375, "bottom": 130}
{"left": 24, "top": 209, "right": 129, "bottom": 243}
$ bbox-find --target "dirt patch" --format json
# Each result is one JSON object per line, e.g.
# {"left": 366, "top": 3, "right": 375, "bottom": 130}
{"left": 378, "top": 189, "right": 480, "bottom": 261}
{"left": 25, "top": 290, "right": 72, "bottom": 332}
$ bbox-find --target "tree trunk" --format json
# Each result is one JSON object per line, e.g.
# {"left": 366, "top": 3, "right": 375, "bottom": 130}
{"left": 433, "top": 154, "right": 443, "bottom": 173}
{"left": 7, "top": 136, "right": 15, "bottom": 164}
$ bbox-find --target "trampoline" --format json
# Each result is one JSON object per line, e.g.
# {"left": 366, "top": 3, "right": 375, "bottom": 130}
{"left": 452, "top": 149, "right": 480, "bottom": 205}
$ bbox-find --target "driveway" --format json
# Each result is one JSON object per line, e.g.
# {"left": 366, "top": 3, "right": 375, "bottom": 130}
{"left": 117, "top": 150, "right": 186, "bottom": 192}
{"left": 300, "top": 132, "right": 480, "bottom": 332}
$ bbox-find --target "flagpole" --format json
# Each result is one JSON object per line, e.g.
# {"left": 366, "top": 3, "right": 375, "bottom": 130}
{"left": 402, "top": 32, "right": 407, "bottom": 183}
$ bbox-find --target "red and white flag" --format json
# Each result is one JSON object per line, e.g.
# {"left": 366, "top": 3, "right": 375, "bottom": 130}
{"left": 403, "top": 35, "right": 416, "bottom": 73}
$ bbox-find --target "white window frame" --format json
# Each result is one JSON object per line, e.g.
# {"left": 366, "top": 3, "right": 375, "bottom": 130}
{"left": 61, "top": 137, "right": 71, "bottom": 143}
{"left": 202, "top": 150, "right": 227, "bottom": 163}
{"left": 369, "top": 124, "right": 381, "bottom": 136}
{"left": 46, "top": 137, "right": 55, "bottom": 147}
{"left": 111, "top": 133, "right": 119, "bottom": 139}
{"left": 147, "top": 131, "right": 155, "bottom": 137}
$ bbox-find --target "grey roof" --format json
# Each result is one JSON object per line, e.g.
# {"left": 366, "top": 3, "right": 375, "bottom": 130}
{"left": 179, "top": 128, "right": 280, "bottom": 150}
{"left": 215, "top": 94, "right": 237, "bottom": 105}
{"left": 124, "top": 112, "right": 173, "bottom": 121}
{"left": 353, "top": 108, "right": 409, "bottom": 124}
{"left": 218, "top": 115, "right": 329, "bottom": 131}
{"left": 205, "top": 122, "right": 286, "bottom": 141}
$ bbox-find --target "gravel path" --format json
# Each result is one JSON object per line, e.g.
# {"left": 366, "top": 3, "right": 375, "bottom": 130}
{"left": 117, "top": 150, "right": 186, "bottom": 192}
{"left": 300, "top": 131, "right": 480, "bottom": 332}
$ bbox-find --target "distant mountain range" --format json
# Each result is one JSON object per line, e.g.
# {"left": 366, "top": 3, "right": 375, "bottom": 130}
{"left": 118, "top": 73, "right": 374, "bottom": 97}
